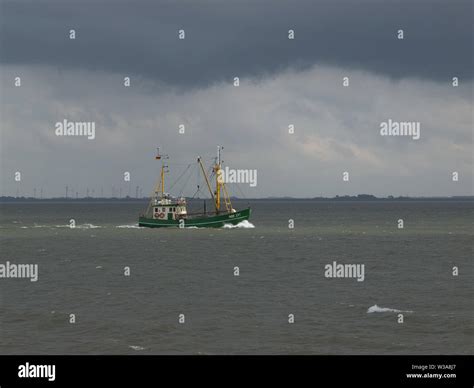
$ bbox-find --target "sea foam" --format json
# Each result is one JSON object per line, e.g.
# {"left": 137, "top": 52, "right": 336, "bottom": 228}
{"left": 129, "top": 345, "right": 145, "bottom": 351}
{"left": 222, "top": 220, "right": 255, "bottom": 229}
{"left": 367, "top": 304, "right": 413, "bottom": 314}
{"left": 54, "top": 224, "right": 101, "bottom": 229}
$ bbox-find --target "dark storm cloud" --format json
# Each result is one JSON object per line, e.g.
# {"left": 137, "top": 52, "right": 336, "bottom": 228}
{"left": 1, "top": 0, "right": 472, "bottom": 88}
{"left": 1, "top": 63, "right": 472, "bottom": 197}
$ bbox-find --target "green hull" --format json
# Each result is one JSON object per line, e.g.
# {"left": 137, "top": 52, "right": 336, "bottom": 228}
{"left": 138, "top": 208, "right": 251, "bottom": 228}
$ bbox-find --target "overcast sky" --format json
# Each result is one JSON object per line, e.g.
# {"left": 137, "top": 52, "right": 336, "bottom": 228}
{"left": 0, "top": 0, "right": 472, "bottom": 198}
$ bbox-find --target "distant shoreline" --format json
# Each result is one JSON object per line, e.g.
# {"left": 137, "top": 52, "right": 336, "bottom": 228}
{"left": 1, "top": 195, "right": 472, "bottom": 203}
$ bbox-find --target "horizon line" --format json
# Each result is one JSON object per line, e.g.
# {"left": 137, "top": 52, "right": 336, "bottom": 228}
{"left": 1, "top": 195, "right": 473, "bottom": 202}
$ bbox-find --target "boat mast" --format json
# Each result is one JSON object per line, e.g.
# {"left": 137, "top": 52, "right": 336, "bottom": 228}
{"left": 198, "top": 156, "right": 216, "bottom": 212}
{"left": 160, "top": 161, "right": 164, "bottom": 198}
{"left": 215, "top": 146, "right": 221, "bottom": 211}
{"left": 198, "top": 148, "right": 233, "bottom": 214}
{"left": 214, "top": 146, "right": 233, "bottom": 213}
{"left": 156, "top": 148, "right": 168, "bottom": 199}
{"left": 144, "top": 148, "right": 166, "bottom": 215}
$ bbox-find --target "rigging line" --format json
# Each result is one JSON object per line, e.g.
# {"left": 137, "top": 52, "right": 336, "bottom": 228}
{"left": 176, "top": 163, "right": 196, "bottom": 195}
{"left": 167, "top": 163, "right": 193, "bottom": 193}
{"left": 178, "top": 163, "right": 197, "bottom": 197}
{"left": 199, "top": 157, "right": 216, "bottom": 165}
{"left": 197, "top": 161, "right": 200, "bottom": 190}
{"left": 191, "top": 164, "right": 207, "bottom": 199}
{"left": 167, "top": 162, "right": 196, "bottom": 166}
{"left": 233, "top": 181, "right": 247, "bottom": 200}
{"left": 208, "top": 163, "right": 215, "bottom": 177}
{"left": 190, "top": 184, "right": 203, "bottom": 199}
{"left": 144, "top": 173, "right": 161, "bottom": 216}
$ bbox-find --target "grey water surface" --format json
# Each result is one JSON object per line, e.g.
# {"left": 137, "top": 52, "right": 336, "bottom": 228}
{"left": 0, "top": 200, "right": 472, "bottom": 354}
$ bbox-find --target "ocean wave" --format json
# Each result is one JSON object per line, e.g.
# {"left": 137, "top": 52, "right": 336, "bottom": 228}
{"left": 367, "top": 304, "right": 413, "bottom": 314}
{"left": 78, "top": 224, "right": 101, "bottom": 229}
{"left": 129, "top": 345, "right": 145, "bottom": 351}
{"left": 54, "top": 224, "right": 102, "bottom": 229}
{"left": 116, "top": 224, "right": 141, "bottom": 228}
{"left": 222, "top": 220, "right": 255, "bottom": 229}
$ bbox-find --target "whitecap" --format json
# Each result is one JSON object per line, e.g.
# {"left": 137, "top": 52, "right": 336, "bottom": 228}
{"left": 129, "top": 345, "right": 145, "bottom": 351}
{"left": 367, "top": 304, "right": 413, "bottom": 314}
{"left": 55, "top": 224, "right": 101, "bottom": 229}
{"left": 77, "top": 224, "right": 101, "bottom": 229}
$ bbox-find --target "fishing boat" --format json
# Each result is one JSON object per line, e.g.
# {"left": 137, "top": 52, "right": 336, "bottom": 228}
{"left": 138, "top": 146, "right": 251, "bottom": 228}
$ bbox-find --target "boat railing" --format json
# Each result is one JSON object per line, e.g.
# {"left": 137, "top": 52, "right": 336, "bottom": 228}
{"left": 140, "top": 208, "right": 247, "bottom": 219}
{"left": 184, "top": 210, "right": 224, "bottom": 217}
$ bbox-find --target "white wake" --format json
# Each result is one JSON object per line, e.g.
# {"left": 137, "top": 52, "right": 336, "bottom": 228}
{"left": 222, "top": 220, "right": 255, "bottom": 229}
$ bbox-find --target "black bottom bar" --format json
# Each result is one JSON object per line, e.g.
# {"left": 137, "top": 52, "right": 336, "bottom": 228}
{"left": 0, "top": 355, "right": 471, "bottom": 387}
